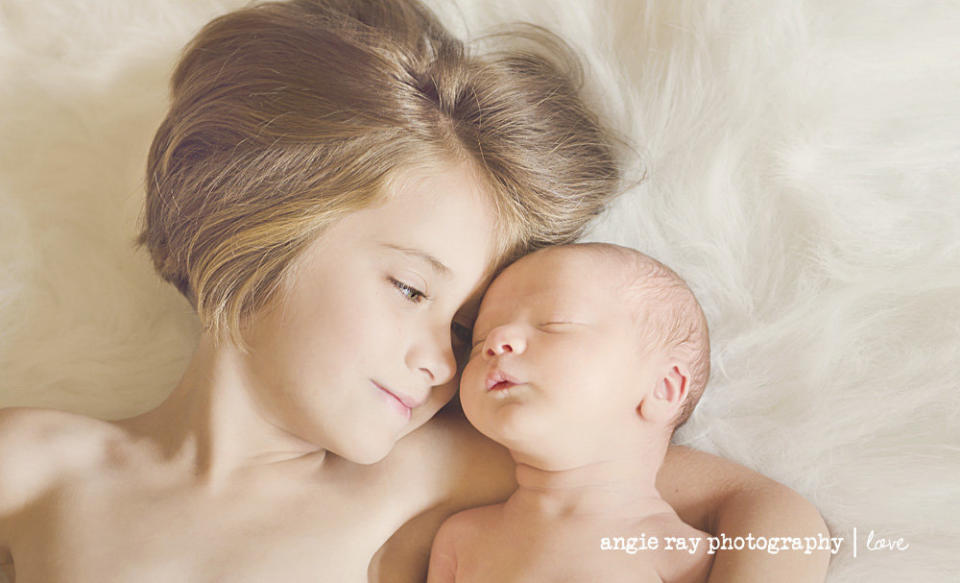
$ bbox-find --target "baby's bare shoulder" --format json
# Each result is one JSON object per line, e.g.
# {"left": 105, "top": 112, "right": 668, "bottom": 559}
{"left": 0, "top": 407, "right": 123, "bottom": 518}
{"left": 446, "top": 501, "right": 504, "bottom": 530}
{"left": 435, "top": 502, "right": 504, "bottom": 553}
{"left": 630, "top": 512, "right": 713, "bottom": 583}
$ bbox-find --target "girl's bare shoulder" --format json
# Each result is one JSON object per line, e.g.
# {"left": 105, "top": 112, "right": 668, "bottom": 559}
{"left": 367, "top": 409, "right": 516, "bottom": 582}
{"left": 0, "top": 407, "right": 126, "bottom": 517}
{"left": 386, "top": 406, "right": 517, "bottom": 510}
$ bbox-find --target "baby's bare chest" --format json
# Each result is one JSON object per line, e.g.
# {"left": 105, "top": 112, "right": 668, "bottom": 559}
{"left": 9, "top": 473, "right": 397, "bottom": 583}
{"left": 454, "top": 522, "right": 661, "bottom": 583}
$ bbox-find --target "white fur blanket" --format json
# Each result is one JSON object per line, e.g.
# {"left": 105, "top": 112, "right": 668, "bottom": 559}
{"left": 1, "top": 1, "right": 957, "bottom": 581}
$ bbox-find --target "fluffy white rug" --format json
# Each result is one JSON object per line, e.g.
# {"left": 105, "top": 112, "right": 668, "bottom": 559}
{"left": 1, "top": 0, "right": 957, "bottom": 581}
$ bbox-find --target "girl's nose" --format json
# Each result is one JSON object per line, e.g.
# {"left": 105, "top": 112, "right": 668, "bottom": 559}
{"left": 483, "top": 325, "right": 526, "bottom": 357}
{"left": 408, "top": 325, "right": 456, "bottom": 386}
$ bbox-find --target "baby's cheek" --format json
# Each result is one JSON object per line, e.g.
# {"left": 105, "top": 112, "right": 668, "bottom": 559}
{"left": 459, "top": 357, "right": 483, "bottom": 393}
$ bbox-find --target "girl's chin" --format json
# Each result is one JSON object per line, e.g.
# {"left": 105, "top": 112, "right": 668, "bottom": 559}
{"left": 335, "top": 438, "right": 395, "bottom": 465}
{"left": 398, "top": 403, "right": 446, "bottom": 437}
{"left": 332, "top": 403, "right": 447, "bottom": 464}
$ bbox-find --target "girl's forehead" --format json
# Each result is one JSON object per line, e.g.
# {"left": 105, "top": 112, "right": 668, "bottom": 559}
{"left": 391, "top": 158, "right": 523, "bottom": 260}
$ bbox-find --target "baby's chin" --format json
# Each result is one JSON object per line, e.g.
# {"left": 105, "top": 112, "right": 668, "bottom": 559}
{"left": 464, "top": 407, "right": 611, "bottom": 471}
{"left": 464, "top": 398, "right": 556, "bottom": 455}
{"left": 506, "top": 440, "right": 617, "bottom": 472}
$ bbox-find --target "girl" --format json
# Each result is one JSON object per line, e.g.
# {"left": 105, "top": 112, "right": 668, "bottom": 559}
{"left": 0, "top": 1, "right": 828, "bottom": 581}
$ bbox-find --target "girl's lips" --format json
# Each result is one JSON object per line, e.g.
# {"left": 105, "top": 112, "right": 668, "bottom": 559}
{"left": 373, "top": 382, "right": 412, "bottom": 419}
{"left": 372, "top": 381, "right": 425, "bottom": 409}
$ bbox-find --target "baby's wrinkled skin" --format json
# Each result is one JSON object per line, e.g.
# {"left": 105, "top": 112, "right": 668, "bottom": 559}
{"left": 428, "top": 245, "right": 714, "bottom": 583}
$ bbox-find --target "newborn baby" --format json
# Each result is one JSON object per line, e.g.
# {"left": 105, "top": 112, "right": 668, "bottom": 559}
{"left": 427, "top": 243, "right": 714, "bottom": 583}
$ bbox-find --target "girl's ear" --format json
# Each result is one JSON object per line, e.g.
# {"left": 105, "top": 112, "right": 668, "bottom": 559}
{"left": 637, "top": 365, "right": 689, "bottom": 424}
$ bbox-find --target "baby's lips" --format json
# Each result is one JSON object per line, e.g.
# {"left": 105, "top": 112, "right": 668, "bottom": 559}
{"left": 485, "top": 368, "right": 521, "bottom": 391}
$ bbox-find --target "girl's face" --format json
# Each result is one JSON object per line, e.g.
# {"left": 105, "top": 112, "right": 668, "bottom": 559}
{"left": 242, "top": 162, "right": 497, "bottom": 464}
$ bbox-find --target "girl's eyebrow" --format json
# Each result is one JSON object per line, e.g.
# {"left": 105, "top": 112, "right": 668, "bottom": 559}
{"left": 379, "top": 243, "right": 451, "bottom": 277}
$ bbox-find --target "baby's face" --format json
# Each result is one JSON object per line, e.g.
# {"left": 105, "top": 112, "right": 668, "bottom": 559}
{"left": 460, "top": 249, "right": 660, "bottom": 467}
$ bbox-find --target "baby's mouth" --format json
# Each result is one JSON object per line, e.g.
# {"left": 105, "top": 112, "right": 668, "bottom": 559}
{"left": 490, "top": 379, "right": 515, "bottom": 391}
{"left": 485, "top": 369, "right": 521, "bottom": 392}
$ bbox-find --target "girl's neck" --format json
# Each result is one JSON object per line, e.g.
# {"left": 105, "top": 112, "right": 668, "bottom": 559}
{"left": 115, "top": 333, "right": 328, "bottom": 490}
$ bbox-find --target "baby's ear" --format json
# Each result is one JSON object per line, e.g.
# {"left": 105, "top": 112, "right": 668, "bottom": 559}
{"left": 636, "top": 365, "right": 689, "bottom": 424}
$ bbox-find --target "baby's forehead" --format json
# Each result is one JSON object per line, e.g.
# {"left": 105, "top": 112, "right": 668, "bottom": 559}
{"left": 491, "top": 248, "right": 615, "bottom": 297}
{"left": 520, "top": 245, "right": 642, "bottom": 291}
{"left": 503, "top": 244, "right": 682, "bottom": 318}
{"left": 486, "top": 246, "right": 643, "bottom": 312}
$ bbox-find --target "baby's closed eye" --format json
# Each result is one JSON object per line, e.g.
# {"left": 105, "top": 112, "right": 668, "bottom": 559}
{"left": 469, "top": 321, "right": 585, "bottom": 350}
{"left": 538, "top": 321, "right": 585, "bottom": 331}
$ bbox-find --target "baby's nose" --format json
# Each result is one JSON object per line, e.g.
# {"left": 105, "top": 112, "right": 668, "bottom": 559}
{"left": 484, "top": 326, "right": 526, "bottom": 357}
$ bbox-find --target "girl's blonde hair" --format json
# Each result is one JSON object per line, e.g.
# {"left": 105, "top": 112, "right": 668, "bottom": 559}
{"left": 139, "top": 0, "right": 620, "bottom": 348}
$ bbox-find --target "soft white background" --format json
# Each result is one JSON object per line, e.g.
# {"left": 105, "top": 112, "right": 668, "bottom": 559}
{"left": 1, "top": 1, "right": 958, "bottom": 581}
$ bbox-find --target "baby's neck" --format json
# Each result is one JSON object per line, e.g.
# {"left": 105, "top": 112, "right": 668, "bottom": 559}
{"left": 508, "top": 451, "right": 670, "bottom": 521}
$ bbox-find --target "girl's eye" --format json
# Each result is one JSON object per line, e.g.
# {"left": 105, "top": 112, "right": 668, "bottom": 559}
{"left": 390, "top": 278, "right": 427, "bottom": 303}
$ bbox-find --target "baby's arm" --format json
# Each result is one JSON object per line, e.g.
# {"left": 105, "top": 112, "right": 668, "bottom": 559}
{"left": 658, "top": 446, "right": 830, "bottom": 583}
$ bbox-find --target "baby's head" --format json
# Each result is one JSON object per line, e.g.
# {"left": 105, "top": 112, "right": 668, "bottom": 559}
{"left": 460, "top": 243, "right": 709, "bottom": 469}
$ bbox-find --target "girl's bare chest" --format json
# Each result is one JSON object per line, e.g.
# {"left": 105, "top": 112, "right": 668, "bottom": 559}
{"left": 11, "top": 475, "right": 402, "bottom": 583}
